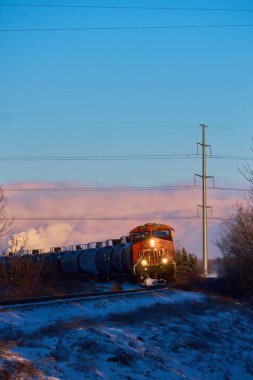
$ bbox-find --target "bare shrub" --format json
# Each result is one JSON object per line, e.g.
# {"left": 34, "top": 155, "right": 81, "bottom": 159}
{"left": 0, "top": 253, "right": 82, "bottom": 298}
{"left": 0, "top": 254, "right": 45, "bottom": 298}
{"left": 0, "top": 189, "right": 12, "bottom": 244}
{"left": 216, "top": 197, "right": 253, "bottom": 299}
{"left": 7, "top": 233, "right": 28, "bottom": 255}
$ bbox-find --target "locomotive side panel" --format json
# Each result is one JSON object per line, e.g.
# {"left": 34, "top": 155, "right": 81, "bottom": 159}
{"left": 168, "top": 240, "right": 175, "bottom": 258}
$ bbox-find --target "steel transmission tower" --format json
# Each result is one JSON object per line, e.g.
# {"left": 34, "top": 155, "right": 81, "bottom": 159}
{"left": 195, "top": 124, "right": 213, "bottom": 275}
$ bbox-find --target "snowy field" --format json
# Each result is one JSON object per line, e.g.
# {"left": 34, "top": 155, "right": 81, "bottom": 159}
{"left": 0, "top": 289, "right": 253, "bottom": 379}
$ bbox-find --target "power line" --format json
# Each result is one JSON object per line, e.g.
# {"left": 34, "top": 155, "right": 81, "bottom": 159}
{"left": 0, "top": 154, "right": 252, "bottom": 161}
{"left": 207, "top": 186, "right": 251, "bottom": 192}
{"left": 1, "top": 24, "right": 253, "bottom": 32}
{"left": 1, "top": 4, "right": 253, "bottom": 12}
{"left": 211, "top": 155, "right": 253, "bottom": 161}
{"left": 0, "top": 126, "right": 251, "bottom": 131}
{"left": 8, "top": 216, "right": 233, "bottom": 221}
{"left": 4, "top": 185, "right": 198, "bottom": 192}
{"left": 2, "top": 186, "right": 251, "bottom": 192}
{"left": 0, "top": 154, "right": 195, "bottom": 161}
{"left": 0, "top": 126, "right": 195, "bottom": 131}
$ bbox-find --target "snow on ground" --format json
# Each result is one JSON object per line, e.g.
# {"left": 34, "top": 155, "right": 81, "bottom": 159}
{"left": 0, "top": 289, "right": 253, "bottom": 379}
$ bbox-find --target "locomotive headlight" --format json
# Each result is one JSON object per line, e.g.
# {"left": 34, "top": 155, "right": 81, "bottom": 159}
{"left": 141, "top": 259, "right": 148, "bottom": 266}
{"left": 162, "top": 258, "right": 168, "bottom": 264}
{"left": 150, "top": 239, "right": 155, "bottom": 247}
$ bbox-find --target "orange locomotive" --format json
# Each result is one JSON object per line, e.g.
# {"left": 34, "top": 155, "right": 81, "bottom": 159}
{"left": 3, "top": 222, "right": 176, "bottom": 285}
{"left": 52, "top": 222, "right": 176, "bottom": 284}
{"left": 128, "top": 223, "right": 176, "bottom": 283}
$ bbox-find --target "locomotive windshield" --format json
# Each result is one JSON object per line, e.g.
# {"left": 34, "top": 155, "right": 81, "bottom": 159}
{"left": 131, "top": 231, "right": 151, "bottom": 242}
{"left": 131, "top": 229, "right": 171, "bottom": 242}
{"left": 152, "top": 229, "right": 171, "bottom": 240}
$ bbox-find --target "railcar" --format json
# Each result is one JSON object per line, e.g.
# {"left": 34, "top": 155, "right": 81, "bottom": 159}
{"left": 56, "top": 222, "right": 176, "bottom": 284}
{"left": 2, "top": 223, "right": 176, "bottom": 285}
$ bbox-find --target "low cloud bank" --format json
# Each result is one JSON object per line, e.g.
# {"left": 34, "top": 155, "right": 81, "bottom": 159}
{"left": 4, "top": 181, "right": 248, "bottom": 257}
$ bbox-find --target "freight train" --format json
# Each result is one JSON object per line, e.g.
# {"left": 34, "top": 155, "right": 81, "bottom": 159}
{"left": 2, "top": 223, "right": 176, "bottom": 285}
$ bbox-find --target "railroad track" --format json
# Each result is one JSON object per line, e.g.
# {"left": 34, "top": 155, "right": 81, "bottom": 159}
{"left": 0, "top": 285, "right": 169, "bottom": 308}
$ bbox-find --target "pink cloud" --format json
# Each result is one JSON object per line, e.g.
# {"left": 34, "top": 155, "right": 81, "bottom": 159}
{"left": 3, "top": 180, "right": 248, "bottom": 258}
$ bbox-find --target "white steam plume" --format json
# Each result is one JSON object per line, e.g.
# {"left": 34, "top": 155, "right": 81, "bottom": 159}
{"left": 8, "top": 223, "right": 73, "bottom": 253}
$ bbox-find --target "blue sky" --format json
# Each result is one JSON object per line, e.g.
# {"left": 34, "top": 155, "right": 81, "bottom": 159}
{"left": 1, "top": 0, "right": 253, "bottom": 258}
{"left": 1, "top": 0, "right": 253, "bottom": 186}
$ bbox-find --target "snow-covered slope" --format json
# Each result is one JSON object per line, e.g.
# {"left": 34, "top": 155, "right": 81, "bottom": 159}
{"left": 0, "top": 289, "right": 252, "bottom": 379}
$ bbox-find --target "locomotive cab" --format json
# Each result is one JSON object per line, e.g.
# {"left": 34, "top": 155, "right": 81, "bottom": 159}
{"left": 129, "top": 223, "right": 176, "bottom": 283}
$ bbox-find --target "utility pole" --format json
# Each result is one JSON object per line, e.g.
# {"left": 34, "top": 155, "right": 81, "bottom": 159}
{"left": 195, "top": 124, "right": 213, "bottom": 276}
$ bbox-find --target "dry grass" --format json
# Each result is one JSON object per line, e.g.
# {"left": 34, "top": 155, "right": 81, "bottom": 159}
{"left": 170, "top": 278, "right": 193, "bottom": 291}
{"left": 0, "top": 257, "right": 100, "bottom": 299}
{"left": 0, "top": 256, "right": 43, "bottom": 286}
{"left": 0, "top": 360, "right": 39, "bottom": 380}
{"left": 0, "top": 256, "right": 45, "bottom": 299}
{"left": 0, "top": 343, "right": 40, "bottom": 380}
{"left": 171, "top": 275, "right": 247, "bottom": 306}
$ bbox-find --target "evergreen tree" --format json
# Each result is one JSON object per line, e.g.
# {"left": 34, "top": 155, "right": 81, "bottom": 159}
{"left": 175, "top": 246, "right": 199, "bottom": 279}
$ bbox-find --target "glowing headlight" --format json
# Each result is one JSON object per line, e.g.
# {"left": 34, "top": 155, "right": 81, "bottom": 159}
{"left": 162, "top": 258, "right": 168, "bottom": 264}
{"left": 141, "top": 259, "right": 148, "bottom": 266}
{"left": 150, "top": 239, "right": 155, "bottom": 247}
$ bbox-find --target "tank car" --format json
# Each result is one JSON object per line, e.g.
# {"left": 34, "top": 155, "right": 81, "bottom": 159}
{"left": 56, "top": 223, "right": 176, "bottom": 284}
{"left": 1, "top": 223, "right": 176, "bottom": 285}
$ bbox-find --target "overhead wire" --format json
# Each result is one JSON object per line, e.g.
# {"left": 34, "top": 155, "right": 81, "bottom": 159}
{"left": 0, "top": 126, "right": 251, "bottom": 130}
{"left": 0, "top": 3, "right": 253, "bottom": 12}
{"left": 0, "top": 154, "right": 195, "bottom": 161}
{"left": 1, "top": 25, "right": 253, "bottom": 32}
{"left": 2, "top": 186, "right": 251, "bottom": 192}
{"left": 7, "top": 216, "right": 234, "bottom": 221}
{"left": 0, "top": 154, "right": 252, "bottom": 161}
{"left": 0, "top": 126, "right": 199, "bottom": 131}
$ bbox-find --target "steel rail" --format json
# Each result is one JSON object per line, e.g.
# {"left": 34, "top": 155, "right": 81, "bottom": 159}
{"left": 0, "top": 286, "right": 168, "bottom": 308}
